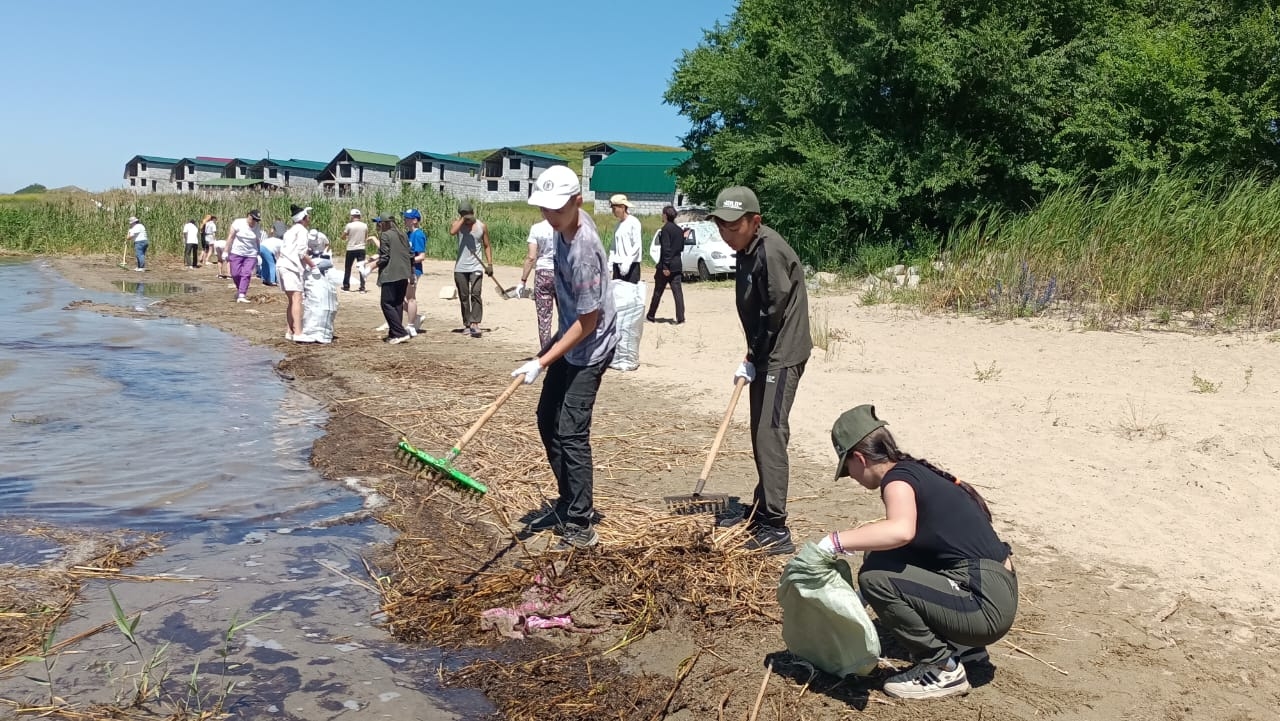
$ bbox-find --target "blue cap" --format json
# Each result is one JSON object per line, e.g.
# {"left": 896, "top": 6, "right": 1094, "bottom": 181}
{"left": 402, "top": 208, "right": 421, "bottom": 220}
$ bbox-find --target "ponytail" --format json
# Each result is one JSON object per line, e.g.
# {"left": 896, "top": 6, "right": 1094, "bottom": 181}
{"left": 852, "top": 427, "right": 992, "bottom": 522}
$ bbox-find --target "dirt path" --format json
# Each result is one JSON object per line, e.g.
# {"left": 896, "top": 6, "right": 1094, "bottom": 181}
{"left": 47, "top": 256, "right": 1280, "bottom": 721}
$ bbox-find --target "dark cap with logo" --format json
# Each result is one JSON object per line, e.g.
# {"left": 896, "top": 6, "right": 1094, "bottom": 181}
{"left": 831, "top": 404, "right": 888, "bottom": 480}
{"left": 706, "top": 186, "right": 760, "bottom": 223}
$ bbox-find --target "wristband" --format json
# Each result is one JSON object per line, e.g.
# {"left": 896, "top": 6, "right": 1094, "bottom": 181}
{"left": 829, "top": 532, "right": 845, "bottom": 555}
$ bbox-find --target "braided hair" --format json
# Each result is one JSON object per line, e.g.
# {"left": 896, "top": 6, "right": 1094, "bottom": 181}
{"left": 851, "top": 427, "right": 992, "bottom": 521}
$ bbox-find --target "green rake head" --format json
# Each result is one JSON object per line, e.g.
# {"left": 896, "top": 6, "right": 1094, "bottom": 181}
{"left": 395, "top": 440, "right": 488, "bottom": 496}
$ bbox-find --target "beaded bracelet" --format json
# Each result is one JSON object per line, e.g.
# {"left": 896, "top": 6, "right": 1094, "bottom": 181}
{"left": 829, "top": 532, "right": 845, "bottom": 555}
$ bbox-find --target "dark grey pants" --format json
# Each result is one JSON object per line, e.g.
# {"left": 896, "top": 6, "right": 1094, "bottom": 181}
{"left": 647, "top": 270, "right": 685, "bottom": 322}
{"left": 536, "top": 350, "right": 613, "bottom": 527}
{"left": 746, "top": 362, "right": 804, "bottom": 528}
{"left": 379, "top": 279, "right": 408, "bottom": 339}
{"left": 858, "top": 552, "right": 1018, "bottom": 665}
{"left": 454, "top": 271, "right": 484, "bottom": 326}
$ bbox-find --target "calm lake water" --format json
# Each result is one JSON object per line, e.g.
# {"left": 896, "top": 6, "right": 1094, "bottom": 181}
{"left": 0, "top": 260, "right": 491, "bottom": 719}
{"left": 0, "top": 259, "right": 358, "bottom": 537}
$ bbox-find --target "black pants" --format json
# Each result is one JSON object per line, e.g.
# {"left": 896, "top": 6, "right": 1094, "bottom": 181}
{"left": 647, "top": 269, "right": 685, "bottom": 322}
{"left": 612, "top": 263, "right": 640, "bottom": 284}
{"left": 746, "top": 362, "right": 805, "bottom": 528}
{"left": 454, "top": 271, "right": 484, "bottom": 326}
{"left": 536, "top": 349, "right": 614, "bottom": 527}
{"left": 343, "top": 249, "right": 366, "bottom": 291}
{"left": 184, "top": 244, "right": 199, "bottom": 268}
{"left": 380, "top": 279, "right": 409, "bottom": 339}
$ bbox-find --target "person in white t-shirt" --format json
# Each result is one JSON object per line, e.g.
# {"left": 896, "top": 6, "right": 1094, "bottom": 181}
{"left": 126, "top": 216, "right": 148, "bottom": 271}
{"left": 226, "top": 210, "right": 264, "bottom": 303}
{"left": 340, "top": 209, "right": 370, "bottom": 293}
{"left": 198, "top": 214, "right": 218, "bottom": 268}
{"left": 279, "top": 204, "right": 319, "bottom": 341}
{"left": 182, "top": 218, "right": 199, "bottom": 268}
{"left": 609, "top": 194, "right": 643, "bottom": 284}
{"left": 518, "top": 219, "right": 557, "bottom": 348}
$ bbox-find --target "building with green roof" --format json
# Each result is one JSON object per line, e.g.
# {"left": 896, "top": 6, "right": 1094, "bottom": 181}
{"left": 481, "top": 147, "right": 568, "bottom": 203}
{"left": 123, "top": 155, "right": 180, "bottom": 194}
{"left": 250, "top": 158, "right": 328, "bottom": 192}
{"left": 172, "top": 158, "right": 228, "bottom": 193}
{"left": 317, "top": 149, "right": 400, "bottom": 197}
{"left": 398, "top": 151, "right": 482, "bottom": 200}
{"left": 588, "top": 150, "right": 692, "bottom": 215}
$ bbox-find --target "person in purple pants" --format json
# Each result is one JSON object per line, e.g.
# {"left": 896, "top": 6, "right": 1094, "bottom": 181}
{"left": 226, "top": 209, "right": 264, "bottom": 303}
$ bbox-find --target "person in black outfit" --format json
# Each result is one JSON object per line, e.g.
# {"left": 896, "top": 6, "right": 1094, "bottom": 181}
{"left": 820, "top": 404, "right": 1018, "bottom": 701}
{"left": 646, "top": 205, "right": 686, "bottom": 323}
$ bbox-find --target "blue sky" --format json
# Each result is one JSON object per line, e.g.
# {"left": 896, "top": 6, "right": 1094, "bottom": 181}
{"left": 0, "top": 0, "right": 734, "bottom": 192}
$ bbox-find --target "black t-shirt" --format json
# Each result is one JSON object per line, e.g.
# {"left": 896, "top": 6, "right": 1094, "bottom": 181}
{"left": 882, "top": 461, "right": 1009, "bottom": 568}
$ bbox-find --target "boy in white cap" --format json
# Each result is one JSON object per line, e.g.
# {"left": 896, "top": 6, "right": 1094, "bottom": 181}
{"left": 341, "top": 209, "right": 369, "bottom": 292}
{"left": 513, "top": 166, "right": 619, "bottom": 550}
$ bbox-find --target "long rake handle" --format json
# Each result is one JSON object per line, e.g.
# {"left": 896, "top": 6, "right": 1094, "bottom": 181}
{"left": 692, "top": 376, "right": 747, "bottom": 496}
{"left": 453, "top": 374, "right": 525, "bottom": 454}
{"left": 467, "top": 245, "right": 510, "bottom": 297}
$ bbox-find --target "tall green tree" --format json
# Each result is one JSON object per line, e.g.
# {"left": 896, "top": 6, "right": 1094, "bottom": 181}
{"left": 666, "top": 0, "right": 1280, "bottom": 265}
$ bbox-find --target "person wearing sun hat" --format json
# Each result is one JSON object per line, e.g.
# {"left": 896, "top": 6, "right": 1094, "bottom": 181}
{"left": 125, "top": 216, "right": 148, "bottom": 271}
{"left": 279, "top": 204, "right": 319, "bottom": 341}
{"left": 226, "top": 209, "right": 264, "bottom": 303}
{"left": 710, "top": 185, "right": 811, "bottom": 556}
{"left": 608, "top": 194, "right": 642, "bottom": 284}
{"left": 513, "top": 165, "right": 619, "bottom": 551}
{"left": 820, "top": 404, "right": 1018, "bottom": 700}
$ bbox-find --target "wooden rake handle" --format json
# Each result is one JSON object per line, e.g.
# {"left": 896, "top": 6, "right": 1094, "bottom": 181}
{"left": 453, "top": 374, "right": 525, "bottom": 453}
{"left": 692, "top": 376, "right": 748, "bottom": 496}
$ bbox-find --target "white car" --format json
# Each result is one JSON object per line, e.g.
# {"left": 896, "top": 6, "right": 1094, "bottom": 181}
{"left": 648, "top": 220, "right": 737, "bottom": 281}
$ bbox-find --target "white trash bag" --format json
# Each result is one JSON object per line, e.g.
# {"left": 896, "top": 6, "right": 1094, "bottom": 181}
{"left": 610, "top": 279, "right": 646, "bottom": 371}
{"left": 296, "top": 261, "right": 339, "bottom": 344}
{"left": 777, "top": 542, "right": 881, "bottom": 678}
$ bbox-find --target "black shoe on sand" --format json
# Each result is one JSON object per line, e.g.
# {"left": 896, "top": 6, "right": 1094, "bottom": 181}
{"left": 744, "top": 526, "right": 794, "bottom": 555}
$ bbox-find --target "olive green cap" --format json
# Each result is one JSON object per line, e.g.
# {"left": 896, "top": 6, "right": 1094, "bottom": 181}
{"left": 831, "top": 404, "right": 887, "bottom": 480}
{"left": 458, "top": 200, "right": 475, "bottom": 215}
{"left": 706, "top": 186, "right": 760, "bottom": 223}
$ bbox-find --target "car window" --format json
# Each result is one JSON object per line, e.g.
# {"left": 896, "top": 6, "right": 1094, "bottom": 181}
{"left": 684, "top": 228, "right": 695, "bottom": 245}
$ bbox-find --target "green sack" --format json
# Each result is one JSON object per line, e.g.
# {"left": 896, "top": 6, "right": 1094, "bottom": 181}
{"left": 776, "top": 542, "right": 881, "bottom": 677}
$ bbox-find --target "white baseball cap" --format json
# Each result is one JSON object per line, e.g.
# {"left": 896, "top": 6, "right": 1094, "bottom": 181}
{"left": 527, "top": 165, "right": 581, "bottom": 210}
{"left": 350, "top": 209, "right": 361, "bottom": 216}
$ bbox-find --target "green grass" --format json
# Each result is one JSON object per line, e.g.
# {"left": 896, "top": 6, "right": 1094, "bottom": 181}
{"left": 0, "top": 187, "right": 665, "bottom": 268}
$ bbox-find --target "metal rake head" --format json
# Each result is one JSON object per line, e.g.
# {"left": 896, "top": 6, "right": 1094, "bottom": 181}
{"left": 662, "top": 493, "right": 731, "bottom": 515}
{"left": 395, "top": 440, "right": 488, "bottom": 496}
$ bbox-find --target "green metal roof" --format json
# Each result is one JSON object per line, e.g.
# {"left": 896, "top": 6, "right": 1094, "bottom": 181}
{"left": 134, "top": 155, "right": 179, "bottom": 164}
{"left": 175, "top": 157, "right": 227, "bottom": 171}
{"left": 505, "top": 147, "right": 568, "bottom": 163}
{"left": 344, "top": 149, "right": 399, "bottom": 167}
{"left": 589, "top": 150, "right": 691, "bottom": 194}
{"left": 402, "top": 150, "right": 481, "bottom": 167}
{"left": 198, "top": 178, "right": 266, "bottom": 187}
{"left": 259, "top": 158, "right": 327, "bottom": 172}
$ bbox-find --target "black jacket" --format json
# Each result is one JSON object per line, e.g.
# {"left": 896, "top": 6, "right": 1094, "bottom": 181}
{"left": 735, "top": 224, "right": 811, "bottom": 371}
{"left": 657, "top": 221, "right": 684, "bottom": 273}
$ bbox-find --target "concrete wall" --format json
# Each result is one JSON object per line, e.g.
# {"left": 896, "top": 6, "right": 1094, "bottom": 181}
{"left": 124, "top": 160, "right": 177, "bottom": 194}
{"left": 591, "top": 190, "right": 684, "bottom": 216}
{"left": 482, "top": 154, "right": 560, "bottom": 203}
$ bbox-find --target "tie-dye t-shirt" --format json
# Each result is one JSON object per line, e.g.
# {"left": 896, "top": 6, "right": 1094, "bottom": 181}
{"left": 552, "top": 211, "right": 618, "bottom": 367}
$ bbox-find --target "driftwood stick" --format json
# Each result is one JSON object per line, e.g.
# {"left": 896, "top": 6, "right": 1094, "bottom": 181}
{"left": 650, "top": 650, "right": 701, "bottom": 721}
{"left": 746, "top": 659, "right": 773, "bottom": 721}
{"left": 1002, "top": 639, "right": 1069, "bottom": 676}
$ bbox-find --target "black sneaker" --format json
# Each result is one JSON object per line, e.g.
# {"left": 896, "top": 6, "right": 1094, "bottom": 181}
{"left": 744, "top": 526, "right": 794, "bottom": 555}
{"left": 717, "top": 514, "right": 748, "bottom": 529}
{"left": 554, "top": 523, "right": 599, "bottom": 550}
{"left": 526, "top": 509, "right": 566, "bottom": 533}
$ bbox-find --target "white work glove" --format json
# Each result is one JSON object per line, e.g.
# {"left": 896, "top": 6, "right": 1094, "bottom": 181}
{"left": 513, "top": 359, "right": 543, "bottom": 385}
{"left": 734, "top": 360, "right": 756, "bottom": 384}
{"left": 817, "top": 534, "right": 837, "bottom": 554}
{"left": 516, "top": 282, "right": 527, "bottom": 297}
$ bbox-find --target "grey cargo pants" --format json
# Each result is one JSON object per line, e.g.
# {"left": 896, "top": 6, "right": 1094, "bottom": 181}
{"left": 858, "top": 551, "right": 1018, "bottom": 665}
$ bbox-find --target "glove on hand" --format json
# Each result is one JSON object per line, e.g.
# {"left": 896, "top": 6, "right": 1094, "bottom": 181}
{"left": 817, "top": 534, "right": 837, "bottom": 554}
{"left": 485, "top": 264, "right": 494, "bottom": 277}
{"left": 512, "top": 359, "right": 543, "bottom": 385}
{"left": 733, "top": 360, "right": 756, "bottom": 385}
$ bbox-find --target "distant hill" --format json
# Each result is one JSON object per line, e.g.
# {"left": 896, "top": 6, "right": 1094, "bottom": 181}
{"left": 49, "top": 185, "right": 89, "bottom": 194}
{"left": 455, "top": 141, "right": 684, "bottom": 177}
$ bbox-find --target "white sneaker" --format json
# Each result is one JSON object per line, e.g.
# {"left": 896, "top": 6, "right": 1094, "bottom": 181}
{"left": 236, "top": 295, "right": 250, "bottom": 303}
{"left": 882, "top": 660, "right": 970, "bottom": 700}
{"left": 373, "top": 322, "right": 389, "bottom": 332}
{"left": 284, "top": 333, "right": 294, "bottom": 341}
{"left": 406, "top": 325, "right": 417, "bottom": 337}
{"left": 388, "top": 335, "right": 411, "bottom": 345}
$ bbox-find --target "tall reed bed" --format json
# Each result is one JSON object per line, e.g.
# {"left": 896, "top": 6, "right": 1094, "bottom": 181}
{"left": 933, "top": 174, "right": 1280, "bottom": 328}
{"left": 0, "top": 188, "right": 663, "bottom": 267}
